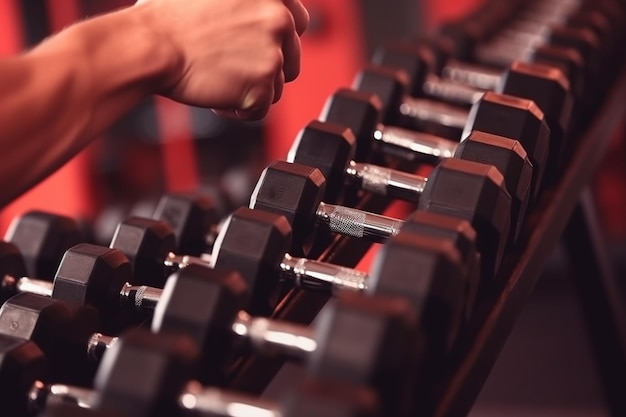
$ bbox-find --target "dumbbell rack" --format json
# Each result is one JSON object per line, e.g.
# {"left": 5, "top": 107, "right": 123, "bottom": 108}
{"left": 226, "top": 69, "right": 626, "bottom": 416}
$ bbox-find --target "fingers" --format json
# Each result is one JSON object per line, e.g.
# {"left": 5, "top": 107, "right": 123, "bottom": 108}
{"left": 281, "top": 0, "right": 310, "bottom": 36}
{"left": 273, "top": 68, "right": 285, "bottom": 103}
{"left": 282, "top": 29, "right": 301, "bottom": 82}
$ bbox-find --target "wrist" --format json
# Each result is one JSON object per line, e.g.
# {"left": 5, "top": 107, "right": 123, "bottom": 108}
{"left": 127, "top": 2, "right": 185, "bottom": 94}
{"left": 63, "top": 4, "right": 184, "bottom": 97}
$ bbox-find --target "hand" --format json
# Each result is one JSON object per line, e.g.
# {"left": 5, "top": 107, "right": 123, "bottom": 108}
{"left": 134, "top": 0, "right": 308, "bottom": 120}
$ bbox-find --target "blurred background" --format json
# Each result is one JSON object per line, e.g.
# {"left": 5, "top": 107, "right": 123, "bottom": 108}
{"left": 0, "top": 1, "right": 624, "bottom": 415}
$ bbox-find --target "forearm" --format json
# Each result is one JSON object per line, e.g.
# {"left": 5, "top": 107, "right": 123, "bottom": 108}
{"left": 0, "top": 5, "right": 178, "bottom": 208}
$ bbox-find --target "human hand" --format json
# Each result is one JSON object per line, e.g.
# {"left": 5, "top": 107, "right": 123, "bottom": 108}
{"left": 135, "top": 0, "right": 309, "bottom": 120}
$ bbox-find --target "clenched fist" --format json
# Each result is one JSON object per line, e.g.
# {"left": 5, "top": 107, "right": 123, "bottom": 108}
{"left": 134, "top": 0, "right": 309, "bottom": 120}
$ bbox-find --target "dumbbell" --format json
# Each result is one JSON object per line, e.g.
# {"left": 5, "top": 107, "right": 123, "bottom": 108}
{"left": 4, "top": 209, "right": 468, "bottom": 353}
{"left": 347, "top": 66, "right": 566, "bottom": 182}
{"left": 476, "top": 4, "right": 618, "bottom": 75}
{"left": 4, "top": 211, "right": 84, "bottom": 280}
{"left": 0, "top": 242, "right": 161, "bottom": 332}
{"left": 112, "top": 207, "right": 472, "bottom": 333}
{"left": 62, "top": 291, "right": 420, "bottom": 416}
{"left": 372, "top": 42, "right": 577, "bottom": 142}
{"left": 433, "top": 0, "right": 575, "bottom": 60}
{"left": 252, "top": 159, "right": 509, "bottom": 280}
{"left": 0, "top": 334, "right": 47, "bottom": 417}
{"left": 31, "top": 377, "right": 380, "bottom": 417}
{"left": 150, "top": 193, "right": 221, "bottom": 256}
{"left": 321, "top": 85, "right": 549, "bottom": 202}
{"left": 31, "top": 330, "right": 384, "bottom": 417}
{"left": 289, "top": 119, "right": 531, "bottom": 244}
{"left": 434, "top": 0, "right": 622, "bottom": 87}
{"left": 0, "top": 293, "right": 100, "bottom": 385}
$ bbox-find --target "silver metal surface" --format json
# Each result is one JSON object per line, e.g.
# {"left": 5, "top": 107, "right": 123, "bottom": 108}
{"left": 423, "top": 75, "right": 485, "bottom": 105}
{"left": 232, "top": 311, "right": 316, "bottom": 360}
{"left": 441, "top": 61, "right": 502, "bottom": 90}
{"left": 16, "top": 277, "right": 53, "bottom": 298}
{"left": 345, "top": 162, "right": 428, "bottom": 203}
{"left": 119, "top": 283, "right": 162, "bottom": 311}
{"left": 180, "top": 382, "right": 283, "bottom": 417}
{"left": 28, "top": 381, "right": 94, "bottom": 413}
{"left": 87, "top": 332, "right": 118, "bottom": 361}
{"left": 164, "top": 252, "right": 212, "bottom": 269}
{"left": 315, "top": 202, "right": 403, "bottom": 243}
{"left": 373, "top": 124, "right": 457, "bottom": 159}
{"left": 280, "top": 253, "right": 367, "bottom": 294}
{"left": 400, "top": 97, "right": 469, "bottom": 130}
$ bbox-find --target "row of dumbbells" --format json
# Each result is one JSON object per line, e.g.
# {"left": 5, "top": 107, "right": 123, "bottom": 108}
{"left": 0, "top": 201, "right": 472, "bottom": 417}
{"left": 3, "top": 0, "right": 626, "bottom": 415}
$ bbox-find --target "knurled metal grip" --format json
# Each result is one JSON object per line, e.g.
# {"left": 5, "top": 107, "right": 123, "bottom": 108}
{"left": 317, "top": 202, "right": 403, "bottom": 243}
{"left": 320, "top": 204, "right": 367, "bottom": 238}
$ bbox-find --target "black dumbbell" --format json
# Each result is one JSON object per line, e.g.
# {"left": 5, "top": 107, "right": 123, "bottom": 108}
{"left": 80, "top": 292, "right": 419, "bottom": 416}
{"left": 475, "top": 7, "right": 616, "bottom": 80}
{"left": 321, "top": 86, "right": 548, "bottom": 201}
{"left": 31, "top": 331, "right": 382, "bottom": 417}
{"left": 252, "top": 160, "right": 510, "bottom": 280}
{"left": 151, "top": 193, "right": 220, "bottom": 256}
{"left": 289, "top": 119, "right": 532, "bottom": 244}
{"left": 1, "top": 213, "right": 468, "bottom": 351}
{"left": 433, "top": 0, "right": 622, "bottom": 91}
{"left": 0, "top": 334, "right": 48, "bottom": 417}
{"left": 4, "top": 211, "right": 84, "bottom": 280}
{"left": 0, "top": 242, "right": 157, "bottom": 332}
{"left": 350, "top": 63, "right": 570, "bottom": 181}
{"left": 369, "top": 44, "right": 576, "bottom": 155}
{"left": 0, "top": 293, "right": 100, "bottom": 384}
{"left": 111, "top": 208, "right": 471, "bottom": 335}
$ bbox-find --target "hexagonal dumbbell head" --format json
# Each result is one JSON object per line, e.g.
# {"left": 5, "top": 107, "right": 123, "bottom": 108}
{"left": 0, "top": 335, "right": 47, "bottom": 417}
{"left": 353, "top": 65, "right": 408, "bottom": 126}
{"left": 310, "top": 292, "right": 420, "bottom": 417}
{"left": 369, "top": 231, "right": 466, "bottom": 354}
{"left": 417, "top": 158, "right": 512, "bottom": 281}
{"left": 401, "top": 211, "right": 480, "bottom": 320}
{"left": 5, "top": 211, "right": 84, "bottom": 280}
{"left": 151, "top": 264, "right": 248, "bottom": 384}
{"left": 281, "top": 378, "right": 380, "bottom": 417}
{"left": 0, "top": 293, "right": 73, "bottom": 356}
{"left": 93, "top": 329, "right": 199, "bottom": 417}
{"left": 212, "top": 207, "right": 292, "bottom": 316}
{"left": 531, "top": 45, "right": 585, "bottom": 102}
{"left": 463, "top": 91, "right": 550, "bottom": 198}
{"left": 403, "top": 211, "right": 477, "bottom": 274}
{"left": 110, "top": 217, "right": 176, "bottom": 287}
{"left": 497, "top": 61, "right": 574, "bottom": 172}
{"left": 371, "top": 42, "right": 432, "bottom": 98}
{"left": 0, "top": 293, "right": 98, "bottom": 383}
{"left": 250, "top": 161, "right": 325, "bottom": 257}
{"left": 320, "top": 89, "right": 382, "bottom": 162}
{"left": 152, "top": 194, "right": 219, "bottom": 256}
{"left": 52, "top": 244, "right": 132, "bottom": 325}
{"left": 455, "top": 131, "right": 533, "bottom": 243}
{"left": 288, "top": 121, "right": 356, "bottom": 204}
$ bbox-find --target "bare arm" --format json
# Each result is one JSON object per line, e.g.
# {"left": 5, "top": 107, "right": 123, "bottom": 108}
{"left": 0, "top": 0, "right": 308, "bottom": 208}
